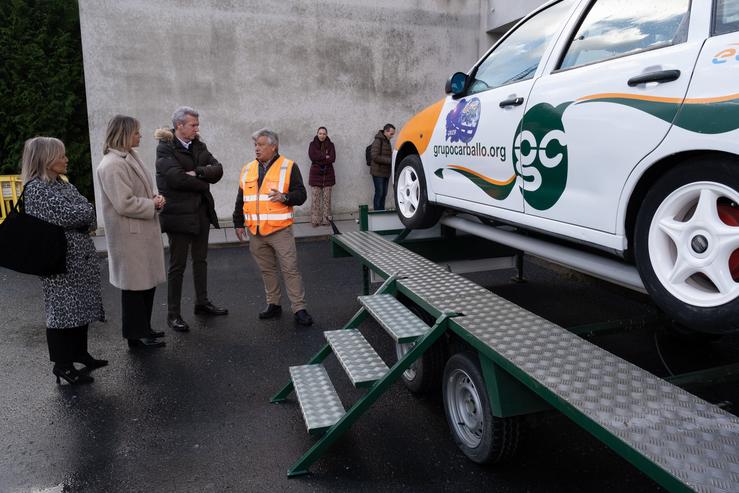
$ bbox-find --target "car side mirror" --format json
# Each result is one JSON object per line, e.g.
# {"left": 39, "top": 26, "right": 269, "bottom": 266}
{"left": 445, "top": 72, "right": 468, "bottom": 95}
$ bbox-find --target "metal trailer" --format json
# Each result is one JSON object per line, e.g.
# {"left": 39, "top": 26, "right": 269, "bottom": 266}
{"left": 272, "top": 207, "right": 739, "bottom": 493}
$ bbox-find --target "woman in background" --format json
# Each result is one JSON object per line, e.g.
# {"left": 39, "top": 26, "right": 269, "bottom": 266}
{"left": 22, "top": 137, "right": 106, "bottom": 385}
{"left": 307, "top": 126, "right": 336, "bottom": 226}
{"left": 96, "top": 115, "right": 167, "bottom": 349}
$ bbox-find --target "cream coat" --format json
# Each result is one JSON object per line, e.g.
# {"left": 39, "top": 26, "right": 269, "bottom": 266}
{"left": 96, "top": 149, "right": 166, "bottom": 290}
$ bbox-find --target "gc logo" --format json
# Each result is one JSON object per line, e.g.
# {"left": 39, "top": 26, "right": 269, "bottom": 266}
{"left": 513, "top": 129, "right": 567, "bottom": 191}
{"left": 511, "top": 101, "right": 571, "bottom": 210}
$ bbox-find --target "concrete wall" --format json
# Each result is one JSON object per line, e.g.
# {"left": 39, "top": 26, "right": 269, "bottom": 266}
{"left": 79, "top": 0, "right": 483, "bottom": 224}
{"left": 486, "top": 0, "right": 548, "bottom": 33}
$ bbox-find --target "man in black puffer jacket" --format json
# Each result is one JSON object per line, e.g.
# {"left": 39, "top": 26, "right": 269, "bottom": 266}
{"left": 155, "top": 106, "right": 227, "bottom": 333}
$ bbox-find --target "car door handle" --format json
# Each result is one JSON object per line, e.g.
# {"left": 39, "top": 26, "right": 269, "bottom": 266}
{"left": 499, "top": 97, "right": 524, "bottom": 108}
{"left": 627, "top": 69, "right": 681, "bottom": 87}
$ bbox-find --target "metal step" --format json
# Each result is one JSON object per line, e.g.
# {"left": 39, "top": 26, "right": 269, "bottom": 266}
{"left": 358, "top": 294, "right": 430, "bottom": 343}
{"left": 325, "top": 329, "right": 388, "bottom": 388}
{"left": 289, "top": 364, "right": 345, "bottom": 434}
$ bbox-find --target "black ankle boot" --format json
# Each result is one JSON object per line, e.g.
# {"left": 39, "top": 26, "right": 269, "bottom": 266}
{"left": 77, "top": 353, "right": 109, "bottom": 373}
{"left": 53, "top": 364, "right": 94, "bottom": 385}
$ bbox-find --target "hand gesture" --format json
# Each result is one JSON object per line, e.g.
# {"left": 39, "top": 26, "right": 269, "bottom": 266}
{"left": 268, "top": 188, "right": 286, "bottom": 203}
{"left": 153, "top": 194, "right": 166, "bottom": 210}
{"left": 235, "top": 227, "right": 246, "bottom": 242}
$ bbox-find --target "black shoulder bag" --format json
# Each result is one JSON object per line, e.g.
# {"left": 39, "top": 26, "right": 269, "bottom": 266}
{"left": 0, "top": 186, "right": 67, "bottom": 275}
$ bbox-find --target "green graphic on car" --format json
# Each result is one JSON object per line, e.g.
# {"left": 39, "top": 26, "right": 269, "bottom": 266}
{"left": 578, "top": 93, "right": 739, "bottom": 134}
{"left": 513, "top": 102, "right": 570, "bottom": 210}
{"left": 436, "top": 102, "right": 571, "bottom": 211}
{"left": 434, "top": 93, "right": 739, "bottom": 210}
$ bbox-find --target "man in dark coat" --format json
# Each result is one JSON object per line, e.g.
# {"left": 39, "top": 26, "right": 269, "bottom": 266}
{"left": 155, "top": 106, "right": 228, "bottom": 332}
{"left": 370, "top": 123, "right": 395, "bottom": 210}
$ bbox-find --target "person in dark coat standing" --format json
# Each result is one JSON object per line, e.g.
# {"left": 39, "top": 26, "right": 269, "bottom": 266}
{"left": 155, "top": 106, "right": 228, "bottom": 333}
{"left": 21, "top": 137, "right": 106, "bottom": 385}
{"left": 307, "top": 126, "right": 336, "bottom": 227}
{"left": 370, "top": 123, "right": 395, "bottom": 210}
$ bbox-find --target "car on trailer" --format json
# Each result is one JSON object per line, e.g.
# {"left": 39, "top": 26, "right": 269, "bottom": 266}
{"left": 392, "top": 0, "right": 739, "bottom": 335}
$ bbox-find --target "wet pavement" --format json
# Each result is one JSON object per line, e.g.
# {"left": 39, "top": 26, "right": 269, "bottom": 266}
{"left": 2, "top": 238, "right": 738, "bottom": 492}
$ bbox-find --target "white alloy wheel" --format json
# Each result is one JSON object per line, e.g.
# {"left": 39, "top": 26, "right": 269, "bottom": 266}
{"left": 396, "top": 166, "right": 420, "bottom": 219}
{"left": 648, "top": 181, "right": 739, "bottom": 307}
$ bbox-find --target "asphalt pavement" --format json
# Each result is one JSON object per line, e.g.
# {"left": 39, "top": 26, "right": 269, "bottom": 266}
{"left": 2, "top": 236, "right": 738, "bottom": 492}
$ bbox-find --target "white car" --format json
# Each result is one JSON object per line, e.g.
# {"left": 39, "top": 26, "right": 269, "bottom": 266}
{"left": 393, "top": 0, "right": 739, "bottom": 334}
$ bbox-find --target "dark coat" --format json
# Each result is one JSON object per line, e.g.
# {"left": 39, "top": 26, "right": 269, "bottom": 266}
{"left": 24, "top": 179, "right": 105, "bottom": 329}
{"left": 370, "top": 130, "right": 392, "bottom": 178}
{"left": 308, "top": 136, "right": 336, "bottom": 187}
{"left": 154, "top": 128, "right": 223, "bottom": 235}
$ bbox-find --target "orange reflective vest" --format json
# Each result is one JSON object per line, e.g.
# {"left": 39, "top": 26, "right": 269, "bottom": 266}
{"left": 239, "top": 156, "right": 294, "bottom": 236}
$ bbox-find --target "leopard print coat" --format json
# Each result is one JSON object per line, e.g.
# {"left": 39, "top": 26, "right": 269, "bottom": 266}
{"left": 24, "top": 179, "right": 105, "bottom": 329}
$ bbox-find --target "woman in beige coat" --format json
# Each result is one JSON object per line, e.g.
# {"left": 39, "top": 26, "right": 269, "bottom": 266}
{"left": 96, "top": 115, "right": 167, "bottom": 349}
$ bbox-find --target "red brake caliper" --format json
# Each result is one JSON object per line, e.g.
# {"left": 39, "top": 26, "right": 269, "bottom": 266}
{"left": 718, "top": 203, "right": 739, "bottom": 281}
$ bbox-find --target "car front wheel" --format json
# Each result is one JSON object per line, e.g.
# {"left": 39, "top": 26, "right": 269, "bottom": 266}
{"left": 634, "top": 157, "right": 739, "bottom": 334}
{"left": 394, "top": 155, "right": 442, "bottom": 229}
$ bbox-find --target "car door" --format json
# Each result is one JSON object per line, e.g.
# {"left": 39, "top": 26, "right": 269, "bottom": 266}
{"left": 428, "top": 0, "right": 576, "bottom": 214}
{"left": 520, "top": 0, "right": 700, "bottom": 233}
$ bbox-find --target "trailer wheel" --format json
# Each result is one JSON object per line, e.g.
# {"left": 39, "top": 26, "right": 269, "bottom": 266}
{"left": 443, "top": 352, "right": 520, "bottom": 464}
{"left": 395, "top": 297, "right": 446, "bottom": 394}
{"left": 395, "top": 339, "right": 446, "bottom": 394}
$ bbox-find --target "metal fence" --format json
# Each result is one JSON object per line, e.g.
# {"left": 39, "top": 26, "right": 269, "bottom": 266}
{"left": 0, "top": 175, "right": 22, "bottom": 223}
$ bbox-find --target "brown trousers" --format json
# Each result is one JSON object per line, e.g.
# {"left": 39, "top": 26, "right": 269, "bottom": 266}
{"left": 310, "top": 186, "right": 332, "bottom": 226}
{"left": 248, "top": 226, "right": 306, "bottom": 313}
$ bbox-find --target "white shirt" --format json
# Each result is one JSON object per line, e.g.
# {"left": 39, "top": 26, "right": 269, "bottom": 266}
{"left": 176, "top": 136, "right": 191, "bottom": 150}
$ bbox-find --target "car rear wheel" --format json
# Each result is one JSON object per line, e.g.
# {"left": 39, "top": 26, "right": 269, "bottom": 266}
{"left": 634, "top": 157, "right": 739, "bottom": 334}
{"left": 394, "top": 155, "right": 442, "bottom": 229}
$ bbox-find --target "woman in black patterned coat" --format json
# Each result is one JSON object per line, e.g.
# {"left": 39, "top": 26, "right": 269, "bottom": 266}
{"left": 21, "top": 137, "right": 106, "bottom": 385}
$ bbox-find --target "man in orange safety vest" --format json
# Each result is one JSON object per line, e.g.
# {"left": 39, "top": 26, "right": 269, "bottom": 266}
{"left": 233, "top": 128, "right": 313, "bottom": 326}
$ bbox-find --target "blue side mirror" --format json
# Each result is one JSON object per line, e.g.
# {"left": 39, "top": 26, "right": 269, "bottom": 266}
{"left": 445, "top": 72, "right": 468, "bottom": 95}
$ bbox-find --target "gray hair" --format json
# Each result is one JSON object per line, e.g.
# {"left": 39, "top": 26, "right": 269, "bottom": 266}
{"left": 251, "top": 128, "right": 279, "bottom": 147}
{"left": 171, "top": 106, "right": 199, "bottom": 128}
{"left": 21, "top": 136, "right": 66, "bottom": 184}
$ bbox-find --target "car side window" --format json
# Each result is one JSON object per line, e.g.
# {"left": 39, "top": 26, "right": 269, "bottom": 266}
{"left": 559, "top": 0, "right": 691, "bottom": 70}
{"left": 467, "top": 0, "right": 574, "bottom": 95}
{"left": 714, "top": 0, "right": 739, "bottom": 35}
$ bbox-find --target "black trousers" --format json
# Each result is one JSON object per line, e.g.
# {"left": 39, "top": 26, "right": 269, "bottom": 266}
{"left": 166, "top": 224, "right": 210, "bottom": 317}
{"left": 121, "top": 287, "right": 156, "bottom": 339}
{"left": 46, "top": 325, "right": 88, "bottom": 365}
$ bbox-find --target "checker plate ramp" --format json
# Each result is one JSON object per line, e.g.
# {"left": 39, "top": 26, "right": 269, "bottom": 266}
{"left": 289, "top": 365, "right": 345, "bottom": 434}
{"left": 325, "top": 330, "right": 388, "bottom": 387}
{"left": 358, "top": 294, "right": 430, "bottom": 343}
{"left": 334, "top": 231, "right": 739, "bottom": 493}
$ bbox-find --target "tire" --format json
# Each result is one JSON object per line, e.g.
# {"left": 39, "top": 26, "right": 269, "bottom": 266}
{"left": 634, "top": 157, "right": 739, "bottom": 335}
{"left": 396, "top": 339, "right": 446, "bottom": 395}
{"left": 394, "top": 155, "right": 442, "bottom": 229}
{"left": 396, "top": 296, "right": 446, "bottom": 395}
{"left": 442, "top": 352, "right": 520, "bottom": 464}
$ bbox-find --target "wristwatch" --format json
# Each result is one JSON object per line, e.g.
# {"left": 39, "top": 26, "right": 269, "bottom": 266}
{"left": 282, "top": 193, "right": 288, "bottom": 203}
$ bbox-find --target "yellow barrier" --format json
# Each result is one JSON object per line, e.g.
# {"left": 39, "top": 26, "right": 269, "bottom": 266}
{"left": 0, "top": 175, "right": 23, "bottom": 223}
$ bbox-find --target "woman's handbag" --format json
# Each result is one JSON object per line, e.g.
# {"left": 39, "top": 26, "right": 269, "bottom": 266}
{"left": 0, "top": 188, "right": 67, "bottom": 275}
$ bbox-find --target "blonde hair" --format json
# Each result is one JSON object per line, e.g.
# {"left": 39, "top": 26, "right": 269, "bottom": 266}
{"left": 104, "top": 115, "right": 140, "bottom": 154}
{"left": 21, "top": 137, "right": 66, "bottom": 184}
